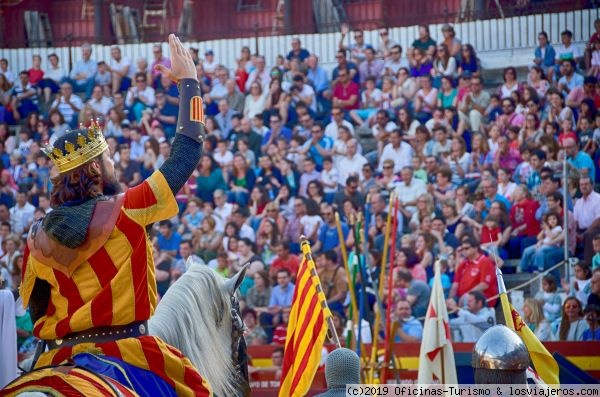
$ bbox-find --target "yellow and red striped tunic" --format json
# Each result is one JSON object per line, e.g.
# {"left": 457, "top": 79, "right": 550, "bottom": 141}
{"left": 17, "top": 170, "right": 211, "bottom": 397}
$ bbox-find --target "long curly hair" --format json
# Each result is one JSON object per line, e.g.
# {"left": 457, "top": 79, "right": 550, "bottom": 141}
{"left": 50, "top": 157, "right": 104, "bottom": 207}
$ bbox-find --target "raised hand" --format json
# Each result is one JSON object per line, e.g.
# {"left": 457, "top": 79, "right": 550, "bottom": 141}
{"left": 154, "top": 34, "right": 197, "bottom": 83}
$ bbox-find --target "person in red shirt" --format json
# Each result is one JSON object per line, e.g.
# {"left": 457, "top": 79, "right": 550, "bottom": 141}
{"left": 332, "top": 67, "right": 359, "bottom": 112}
{"left": 508, "top": 185, "right": 540, "bottom": 259}
{"left": 557, "top": 118, "right": 577, "bottom": 148}
{"left": 28, "top": 54, "right": 44, "bottom": 86}
{"left": 269, "top": 241, "right": 301, "bottom": 283}
{"left": 449, "top": 236, "right": 498, "bottom": 307}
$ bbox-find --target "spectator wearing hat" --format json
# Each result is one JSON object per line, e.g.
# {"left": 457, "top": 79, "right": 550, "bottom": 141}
{"left": 202, "top": 49, "right": 218, "bottom": 77}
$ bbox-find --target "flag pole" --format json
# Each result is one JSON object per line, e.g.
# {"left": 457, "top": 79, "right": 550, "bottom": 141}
{"left": 489, "top": 234, "right": 514, "bottom": 330}
{"left": 382, "top": 197, "right": 399, "bottom": 383}
{"left": 335, "top": 211, "right": 359, "bottom": 349}
{"left": 301, "top": 237, "right": 341, "bottom": 348}
{"left": 368, "top": 192, "right": 394, "bottom": 383}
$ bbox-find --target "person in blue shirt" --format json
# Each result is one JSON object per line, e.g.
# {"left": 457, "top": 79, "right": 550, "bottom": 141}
{"left": 565, "top": 136, "right": 596, "bottom": 182}
{"left": 481, "top": 177, "right": 511, "bottom": 211}
{"left": 299, "top": 123, "right": 334, "bottom": 171}
{"left": 66, "top": 43, "right": 97, "bottom": 99}
{"left": 156, "top": 219, "right": 182, "bottom": 260}
{"left": 314, "top": 204, "right": 352, "bottom": 253}
{"left": 533, "top": 31, "right": 557, "bottom": 82}
{"left": 261, "top": 113, "right": 292, "bottom": 153}
{"left": 286, "top": 37, "right": 310, "bottom": 62}
{"left": 581, "top": 305, "right": 600, "bottom": 341}
{"left": 393, "top": 299, "right": 423, "bottom": 342}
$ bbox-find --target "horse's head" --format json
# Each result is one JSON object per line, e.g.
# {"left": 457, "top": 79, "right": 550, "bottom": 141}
{"left": 150, "top": 259, "right": 250, "bottom": 397}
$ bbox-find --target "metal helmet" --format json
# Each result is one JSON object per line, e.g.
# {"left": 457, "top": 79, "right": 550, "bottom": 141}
{"left": 472, "top": 325, "right": 530, "bottom": 370}
{"left": 325, "top": 348, "right": 361, "bottom": 389}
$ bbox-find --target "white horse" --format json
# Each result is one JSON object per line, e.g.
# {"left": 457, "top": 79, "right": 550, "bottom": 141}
{"left": 11, "top": 259, "right": 249, "bottom": 397}
{"left": 149, "top": 259, "right": 249, "bottom": 397}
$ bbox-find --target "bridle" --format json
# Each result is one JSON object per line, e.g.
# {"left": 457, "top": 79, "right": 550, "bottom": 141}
{"left": 229, "top": 293, "right": 251, "bottom": 397}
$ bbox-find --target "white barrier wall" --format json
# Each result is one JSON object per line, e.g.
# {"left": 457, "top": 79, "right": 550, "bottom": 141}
{"left": 0, "top": 9, "right": 597, "bottom": 75}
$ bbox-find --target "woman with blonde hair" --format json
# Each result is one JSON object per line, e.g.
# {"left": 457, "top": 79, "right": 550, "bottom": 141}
{"left": 523, "top": 297, "right": 551, "bottom": 341}
{"left": 409, "top": 193, "right": 436, "bottom": 232}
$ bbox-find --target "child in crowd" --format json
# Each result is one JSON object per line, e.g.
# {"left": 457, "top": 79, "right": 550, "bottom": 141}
{"left": 479, "top": 214, "right": 502, "bottom": 259}
{"left": 589, "top": 39, "right": 600, "bottom": 78}
{"left": 95, "top": 61, "right": 112, "bottom": 95}
{"left": 320, "top": 156, "right": 339, "bottom": 204}
{"left": 563, "top": 262, "right": 592, "bottom": 307}
{"left": 520, "top": 211, "right": 563, "bottom": 273}
{"left": 557, "top": 118, "right": 577, "bottom": 147}
{"left": 485, "top": 94, "right": 503, "bottom": 124}
{"left": 213, "top": 139, "right": 234, "bottom": 169}
{"left": 592, "top": 234, "right": 600, "bottom": 271}
{"left": 535, "top": 274, "right": 562, "bottom": 324}
{"left": 579, "top": 117, "right": 596, "bottom": 154}
{"left": 412, "top": 156, "right": 427, "bottom": 182}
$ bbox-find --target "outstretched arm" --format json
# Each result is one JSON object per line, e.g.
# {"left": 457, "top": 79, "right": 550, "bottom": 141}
{"left": 155, "top": 35, "right": 205, "bottom": 195}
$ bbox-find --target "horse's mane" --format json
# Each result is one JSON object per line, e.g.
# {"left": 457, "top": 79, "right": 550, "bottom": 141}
{"left": 149, "top": 261, "right": 239, "bottom": 397}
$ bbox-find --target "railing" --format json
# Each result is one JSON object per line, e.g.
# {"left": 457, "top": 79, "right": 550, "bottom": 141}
{"left": 0, "top": 0, "right": 594, "bottom": 49}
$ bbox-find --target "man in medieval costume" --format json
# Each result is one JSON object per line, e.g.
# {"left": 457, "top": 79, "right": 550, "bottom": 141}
{"left": 2, "top": 35, "right": 211, "bottom": 396}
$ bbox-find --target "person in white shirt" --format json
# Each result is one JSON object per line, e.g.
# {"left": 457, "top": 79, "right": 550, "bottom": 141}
{"left": 203, "top": 49, "right": 219, "bottom": 77}
{"left": 0, "top": 58, "right": 16, "bottom": 84}
{"left": 337, "top": 139, "right": 368, "bottom": 185}
{"left": 371, "top": 109, "right": 398, "bottom": 155}
{"left": 212, "top": 189, "right": 233, "bottom": 233}
{"left": 574, "top": 176, "right": 600, "bottom": 265}
{"left": 50, "top": 82, "right": 83, "bottom": 127}
{"left": 108, "top": 46, "right": 133, "bottom": 94}
{"left": 290, "top": 75, "right": 316, "bottom": 112}
{"left": 87, "top": 84, "right": 114, "bottom": 118}
{"left": 320, "top": 156, "right": 339, "bottom": 200}
{"left": 324, "top": 107, "right": 354, "bottom": 140}
{"left": 555, "top": 30, "right": 583, "bottom": 64}
{"left": 379, "top": 129, "right": 413, "bottom": 173}
{"left": 384, "top": 44, "right": 409, "bottom": 76}
{"left": 245, "top": 55, "right": 271, "bottom": 93}
{"left": 9, "top": 191, "right": 35, "bottom": 236}
{"left": 125, "top": 72, "right": 156, "bottom": 122}
{"left": 448, "top": 291, "right": 495, "bottom": 342}
{"left": 41, "top": 53, "right": 66, "bottom": 102}
{"left": 394, "top": 166, "right": 426, "bottom": 216}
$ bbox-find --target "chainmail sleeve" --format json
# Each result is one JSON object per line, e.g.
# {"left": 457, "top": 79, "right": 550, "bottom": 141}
{"left": 159, "top": 78, "right": 205, "bottom": 195}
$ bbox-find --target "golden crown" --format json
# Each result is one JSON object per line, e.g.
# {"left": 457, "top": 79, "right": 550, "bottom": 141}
{"left": 43, "top": 120, "right": 109, "bottom": 174}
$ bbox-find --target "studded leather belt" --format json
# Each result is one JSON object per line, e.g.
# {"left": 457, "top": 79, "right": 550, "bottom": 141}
{"left": 46, "top": 321, "right": 149, "bottom": 350}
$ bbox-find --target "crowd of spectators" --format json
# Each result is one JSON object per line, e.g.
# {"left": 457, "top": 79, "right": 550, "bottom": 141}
{"left": 2, "top": 21, "right": 600, "bottom": 360}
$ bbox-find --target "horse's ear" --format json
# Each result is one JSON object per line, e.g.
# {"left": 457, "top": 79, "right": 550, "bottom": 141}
{"left": 225, "top": 263, "right": 249, "bottom": 296}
